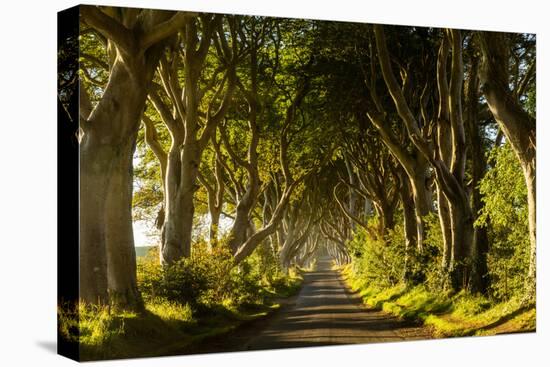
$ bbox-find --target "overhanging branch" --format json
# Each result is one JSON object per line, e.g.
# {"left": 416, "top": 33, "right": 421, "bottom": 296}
{"left": 80, "top": 6, "right": 134, "bottom": 55}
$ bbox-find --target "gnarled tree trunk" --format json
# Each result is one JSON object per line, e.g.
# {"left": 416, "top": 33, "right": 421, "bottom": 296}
{"left": 479, "top": 31, "right": 536, "bottom": 294}
{"left": 398, "top": 169, "right": 417, "bottom": 280}
{"left": 79, "top": 6, "right": 192, "bottom": 307}
{"left": 464, "top": 49, "right": 490, "bottom": 294}
{"left": 373, "top": 26, "right": 474, "bottom": 291}
{"left": 104, "top": 134, "right": 141, "bottom": 310}
{"left": 80, "top": 58, "right": 157, "bottom": 307}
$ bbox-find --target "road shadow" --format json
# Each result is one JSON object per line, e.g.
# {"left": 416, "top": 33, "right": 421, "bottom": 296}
{"left": 184, "top": 257, "right": 433, "bottom": 354}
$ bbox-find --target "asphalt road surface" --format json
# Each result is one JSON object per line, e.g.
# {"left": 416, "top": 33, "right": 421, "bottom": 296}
{"left": 241, "top": 256, "right": 431, "bottom": 351}
{"left": 184, "top": 256, "right": 431, "bottom": 355}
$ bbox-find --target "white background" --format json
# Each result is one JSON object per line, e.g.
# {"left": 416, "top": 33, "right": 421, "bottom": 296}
{"left": 0, "top": 0, "right": 547, "bottom": 366}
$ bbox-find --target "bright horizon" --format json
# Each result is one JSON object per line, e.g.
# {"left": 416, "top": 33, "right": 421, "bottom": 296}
{"left": 133, "top": 214, "right": 235, "bottom": 247}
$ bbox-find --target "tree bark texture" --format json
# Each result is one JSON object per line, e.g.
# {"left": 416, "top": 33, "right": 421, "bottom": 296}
{"left": 79, "top": 6, "right": 192, "bottom": 307}
{"left": 479, "top": 31, "right": 536, "bottom": 293}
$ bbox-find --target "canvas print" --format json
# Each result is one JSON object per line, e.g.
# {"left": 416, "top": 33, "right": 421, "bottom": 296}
{"left": 57, "top": 4, "right": 536, "bottom": 361}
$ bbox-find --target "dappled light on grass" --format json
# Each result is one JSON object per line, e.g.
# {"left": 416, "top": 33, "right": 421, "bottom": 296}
{"left": 342, "top": 265, "right": 535, "bottom": 338}
{"left": 58, "top": 243, "right": 303, "bottom": 360}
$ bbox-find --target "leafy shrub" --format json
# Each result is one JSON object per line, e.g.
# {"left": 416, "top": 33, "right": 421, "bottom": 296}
{"left": 421, "top": 212, "right": 447, "bottom": 291}
{"left": 249, "top": 240, "right": 283, "bottom": 285}
{"left": 137, "top": 241, "right": 235, "bottom": 307}
{"left": 190, "top": 241, "right": 235, "bottom": 305}
{"left": 347, "top": 211, "right": 447, "bottom": 291}
{"left": 135, "top": 247, "right": 163, "bottom": 302}
{"left": 477, "top": 143, "right": 530, "bottom": 300}
{"left": 348, "top": 220, "right": 406, "bottom": 288}
{"left": 136, "top": 239, "right": 293, "bottom": 310}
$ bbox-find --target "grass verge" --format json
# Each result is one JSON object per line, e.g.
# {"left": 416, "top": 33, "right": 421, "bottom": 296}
{"left": 341, "top": 264, "right": 535, "bottom": 338}
{"left": 59, "top": 273, "right": 302, "bottom": 361}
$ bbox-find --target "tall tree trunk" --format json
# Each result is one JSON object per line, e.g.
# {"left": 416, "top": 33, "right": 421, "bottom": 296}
{"left": 479, "top": 31, "right": 536, "bottom": 295}
{"left": 364, "top": 114, "right": 431, "bottom": 252}
{"left": 225, "top": 144, "right": 261, "bottom": 254}
{"left": 374, "top": 26, "right": 474, "bottom": 290}
{"left": 524, "top": 163, "right": 536, "bottom": 285}
{"left": 229, "top": 206, "right": 256, "bottom": 254}
{"left": 105, "top": 135, "right": 142, "bottom": 310}
{"left": 465, "top": 49, "right": 490, "bottom": 294}
{"left": 160, "top": 146, "right": 182, "bottom": 263}
{"left": 79, "top": 6, "right": 193, "bottom": 307}
{"left": 161, "top": 144, "right": 200, "bottom": 263}
{"left": 446, "top": 30, "right": 475, "bottom": 291}
{"left": 279, "top": 228, "right": 296, "bottom": 270}
{"left": 410, "top": 165, "right": 431, "bottom": 251}
{"left": 448, "top": 199, "right": 475, "bottom": 290}
{"left": 209, "top": 206, "right": 222, "bottom": 246}
{"left": 437, "top": 185, "right": 453, "bottom": 273}
{"left": 224, "top": 32, "right": 263, "bottom": 256}
{"left": 80, "top": 58, "right": 156, "bottom": 307}
{"left": 158, "top": 15, "right": 236, "bottom": 264}
{"left": 206, "top": 153, "right": 225, "bottom": 247}
{"left": 179, "top": 144, "right": 201, "bottom": 258}
{"left": 344, "top": 156, "right": 359, "bottom": 230}
{"left": 469, "top": 178, "right": 490, "bottom": 294}
{"left": 399, "top": 173, "right": 417, "bottom": 280}
{"left": 79, "top": 138, "right": 111, "bottom": 305}
{"left": 374, "top": 197, "right": 396, "bottom": 236}
{"left": 143, "top": 115, "right": 168, "bottom": 232}
{"left": 435, "top": 50, "right": 454, "bottom": 276}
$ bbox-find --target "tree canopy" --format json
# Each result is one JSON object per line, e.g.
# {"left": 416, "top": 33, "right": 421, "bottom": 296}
{"left": 75, "top": 5, "right": 536, "bottom": 311}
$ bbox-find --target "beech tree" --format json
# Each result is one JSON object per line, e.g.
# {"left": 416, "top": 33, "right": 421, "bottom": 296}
{"left": 79, "top": 5, "right": 195, "bottom": 307}
{"left": 359, "top": 32, "right": 434, "bottom": 253}
{"left": 219, "top": 18, "right": 267, "bottom": 255}
{"left": 337, "top": 122, "right": 400, "bottom": 238}
{"left": 145, "top": 15, "right": 238, "bottom": 265}
{"left": 372, "top": 26, "right": 476, "bottom": 290}
{"left": 231, "top": 78, "right": 320, "bottom": 263}
{"left": 197, "top": 136, "right": 227, "bottom": 246}
{"left": 478, "top": 31, "right": 536, "bottom": 292}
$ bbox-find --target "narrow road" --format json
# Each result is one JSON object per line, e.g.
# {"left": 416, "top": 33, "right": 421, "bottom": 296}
{"left": 242, "top": 256, "right": 431, "bottom": 350}
{"left": 185, "top": 257, "right": 431, "bottom": 355}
